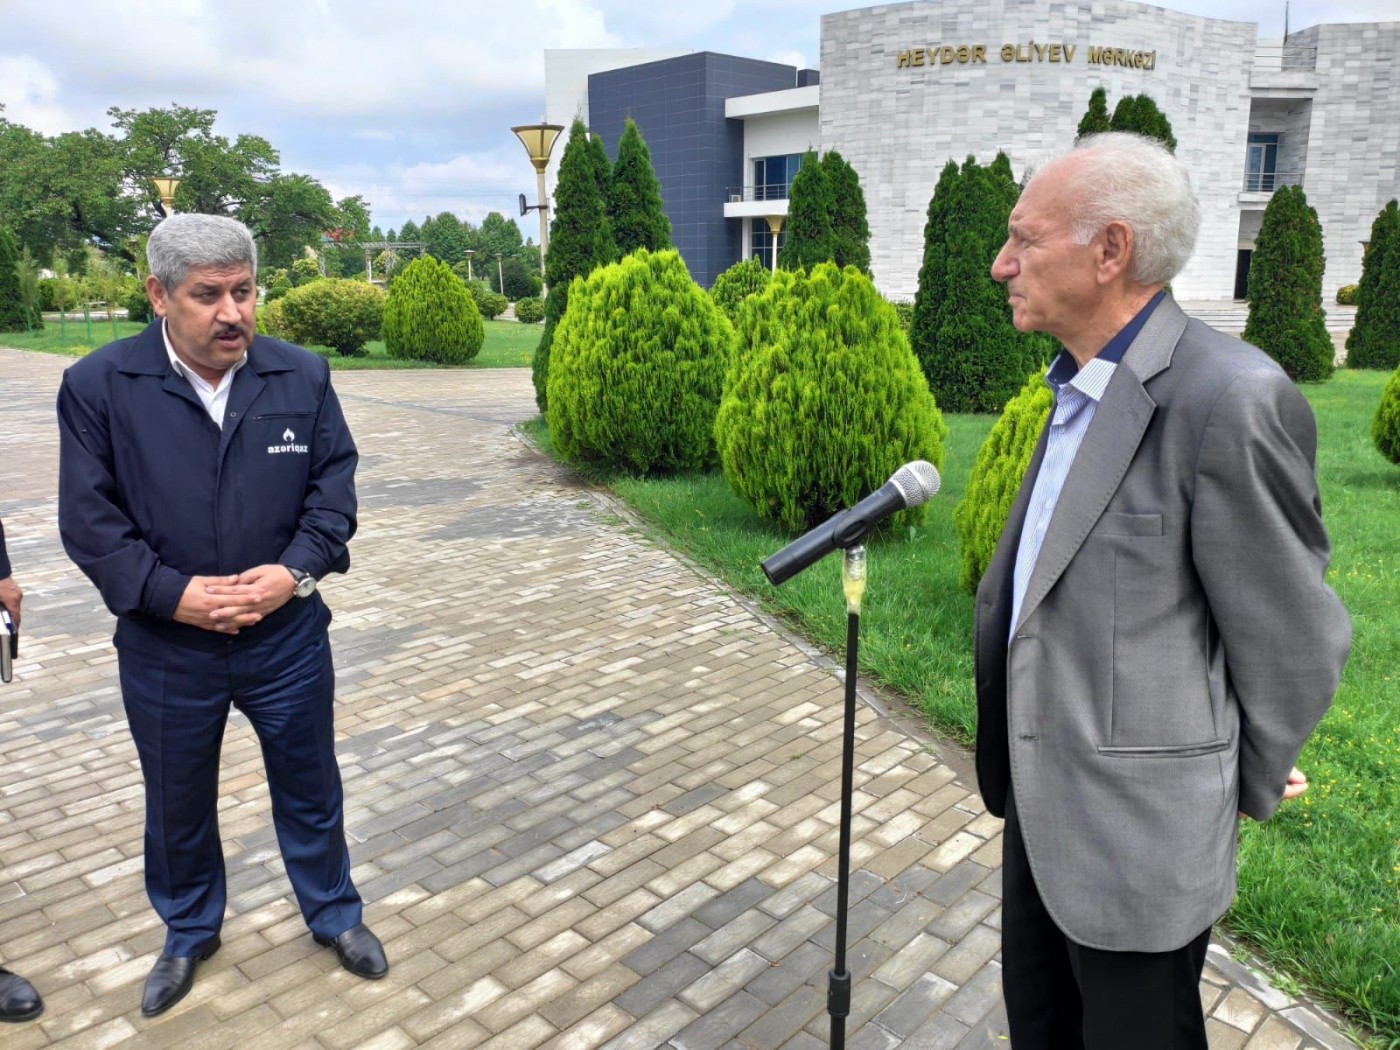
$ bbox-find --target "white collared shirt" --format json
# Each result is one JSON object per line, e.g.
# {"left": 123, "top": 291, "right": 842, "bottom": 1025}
{"left": 163, "top": 319, "right": 246, "bottom": 428}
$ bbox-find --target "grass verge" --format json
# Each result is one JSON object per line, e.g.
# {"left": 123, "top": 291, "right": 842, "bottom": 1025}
{"left": 527, "top": 369, "right": 1399, "bottom": 1043}
{"left": 1, "top": 318, "right": 541, "bottom": 369}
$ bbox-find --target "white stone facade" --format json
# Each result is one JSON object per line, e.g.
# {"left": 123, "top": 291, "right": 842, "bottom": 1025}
{"left": 817, "top": 0, "right": 1259, "bottom": 300}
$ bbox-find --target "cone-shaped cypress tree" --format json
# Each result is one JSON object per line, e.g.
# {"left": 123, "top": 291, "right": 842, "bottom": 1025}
{"left": 1109, "top": 93, "right": 1177, "bottom": 152}
{"left": 1243, "top": 184, "right": 1335, "bottom": 381}
{"left": 1077, "top": 87, "right": 1112, "bottom": 140}
{"left": 778, "top": 151, "right": 834, "bottom": 271}
{"left": 909, "top": 159, "right": 961, "bottom": 382}
{"left": 0, "top": 226, "right": 29, "bottom": 332}
{"left": 822, "top": 149, "right": 871, "bottom": 275}
{"left": 1373, "top": 364, "right": 1400, "bottom": 465}
{"left": 533, "top": 120, "right": 617, "bottom": 411}
{"left": 1346, "top": 199, "right": 1400, "bottom": 370}
{"left": 609, "top": 118, "right": 672, "bottom": 258}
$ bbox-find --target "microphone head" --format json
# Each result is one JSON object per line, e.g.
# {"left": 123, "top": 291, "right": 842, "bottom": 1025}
{"left": 889, "top": 460, "right": 941, "bottom": 508}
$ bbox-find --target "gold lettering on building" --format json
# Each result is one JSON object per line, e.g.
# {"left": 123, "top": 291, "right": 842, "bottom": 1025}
{"left": 900, "top": 41, "right": 1152, "bottom": 71}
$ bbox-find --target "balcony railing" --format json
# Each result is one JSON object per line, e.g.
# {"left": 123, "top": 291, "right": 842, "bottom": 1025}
{"left": 1250, "top": 44, "right": 1318, "bottom": 72}
{"left": 1243, "top": 170, "right": 1304, "bottom": 193}
{"left": 726, "top": 183, "right": 792, "bottom": 203}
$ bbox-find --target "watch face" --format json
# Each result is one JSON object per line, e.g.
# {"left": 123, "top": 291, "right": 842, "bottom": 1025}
{"left": 295, "top": 575, "right": 317, "bottom": 598}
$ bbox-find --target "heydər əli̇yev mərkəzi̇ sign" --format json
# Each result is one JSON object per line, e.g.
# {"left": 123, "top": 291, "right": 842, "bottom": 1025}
{"left": 896, "top": 42, "right": 1158, "bottom": 70}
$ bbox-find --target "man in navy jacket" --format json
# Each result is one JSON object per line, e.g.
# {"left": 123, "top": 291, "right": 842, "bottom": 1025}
{"left": 0, "top": 518, "right": 45, "bottom": 1024}
{"left": 57, "top": 215, "right": 387, "bottom": 1018}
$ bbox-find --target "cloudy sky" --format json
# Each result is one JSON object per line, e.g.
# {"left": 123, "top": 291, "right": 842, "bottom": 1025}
{"left": 1, "top": 0, "right": 1391, "bottom": 233}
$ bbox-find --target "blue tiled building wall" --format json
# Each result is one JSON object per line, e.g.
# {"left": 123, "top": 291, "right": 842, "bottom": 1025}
{"left": 589, "top": 53, "right": 807, "bottom": 289}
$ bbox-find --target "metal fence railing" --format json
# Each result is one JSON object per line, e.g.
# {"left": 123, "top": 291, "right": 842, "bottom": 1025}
{"left": 1243, "top": 170, "right": 1304, "bottom": 192}
{"left": 725, "top": 184, "right": 792, "bottom": 203}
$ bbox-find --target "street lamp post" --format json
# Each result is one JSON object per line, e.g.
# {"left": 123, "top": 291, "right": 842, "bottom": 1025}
{"left": 511, "top": 123, "right": 565, "bottom": 287}
{"left": 496, "top": 253, "right": 504, "bottom": 296}
{"left": 151, "top": 176, "right": 182, "bottom": 218}
{"left": 764, "top": 216, "right": 787, "bottom": 273}
{"left": 465, "top": 249, "right": 475, "bottom": 281}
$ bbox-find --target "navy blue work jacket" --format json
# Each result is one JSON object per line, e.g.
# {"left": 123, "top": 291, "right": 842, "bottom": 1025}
{"left": 57, "top": 322, "right": 357, "bottom": 651}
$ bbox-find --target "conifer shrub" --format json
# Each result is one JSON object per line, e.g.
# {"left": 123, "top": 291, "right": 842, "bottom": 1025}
{"left": 1243, "top": 185, "right": 1334, "bottom": 382}
{"left": 0, "top": 226, "right": 28, "bottom": 332}
{"left": 1346, "top": 199, "right": 1400, "bottom": 371}
{"left": 1373, "top": 365, "right": 1400, "bottom": 465}
{"left": 547, "top": 249, "right": 733, "bottom": 474}
{"left": 278, "top": 278, "right": 386, "bottom": 356}
{"left": 779, "top": 151, "right": 834, "bottom": 271}
{"left": 710, "top": 257, "right": 772, "bottom": 324}
{"left": 954, "top": 371, "right": 1053, "bottom": 595}
{"left": 513, "top": 295, "right": 544, "bottom": 323}
{"left": 610, "top": 117, "right": 671, "bottom": 257}
{"left": 716, "top": 263, "right": 947, "bottom": 533}
{"left": 383, "top": 256, "right": 483, "bottom": 364}
{"left": 1335, "top": 284, "right": 1357, "bottom": 306}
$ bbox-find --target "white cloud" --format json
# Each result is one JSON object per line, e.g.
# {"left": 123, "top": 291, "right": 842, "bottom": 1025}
{"left": 0, "top": 56, "right": 81, "bottom": 135}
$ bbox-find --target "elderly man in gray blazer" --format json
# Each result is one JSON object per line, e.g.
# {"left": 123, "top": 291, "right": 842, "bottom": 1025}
{"left": 975, "top": 132, "right": 1351, "bottom": 1048}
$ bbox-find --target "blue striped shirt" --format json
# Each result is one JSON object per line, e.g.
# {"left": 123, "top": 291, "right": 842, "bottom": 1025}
{"left": 1009, "top": 293, "right": 1164, "bottom": 639}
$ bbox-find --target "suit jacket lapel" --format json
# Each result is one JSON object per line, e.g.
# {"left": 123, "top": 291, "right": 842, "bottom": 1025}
{"left": 1011, "top": 297, "right": 1188, "bottom": 634}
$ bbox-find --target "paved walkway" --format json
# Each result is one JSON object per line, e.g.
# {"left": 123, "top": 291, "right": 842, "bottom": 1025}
{"left": 0, "top": 350, "right": 1360, "bottom": 1049}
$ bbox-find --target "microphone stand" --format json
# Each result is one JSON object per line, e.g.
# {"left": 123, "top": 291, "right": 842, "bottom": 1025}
{"left": 828, "top": 544, "right": 866, "bottom": 1049}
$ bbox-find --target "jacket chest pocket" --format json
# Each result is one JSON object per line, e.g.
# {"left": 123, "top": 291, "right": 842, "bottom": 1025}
{"left": 253, "top": 412, "right": 315, "bottom": 458}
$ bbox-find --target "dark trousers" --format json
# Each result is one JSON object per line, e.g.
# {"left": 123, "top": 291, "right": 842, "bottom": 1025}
{"left": 1001, "top": 790, "right": 1210, "bottom": 1050}
{"left": 118, "top": 616, "right": 361, "bottom": 956}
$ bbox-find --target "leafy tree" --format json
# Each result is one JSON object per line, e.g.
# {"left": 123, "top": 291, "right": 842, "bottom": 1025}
{"left": 609, "top": 117, "right": 671, "bottom": 257}
{"left": 534, "top": 119, "right": 616, "bottom": 411}
{"left": 423, "top": 211, "right": 473, "bottom": 265}
{"left": 912, "top": 156, "right": 1048, "bottom": 412}
{"left": 1373, "top": 364, "right": 1400, "bottom": 465}
{"left": 382, "top": 256, "right": 483, "bottom": 364}
{"left": 1243, "top": 184, "right": 1334, "bottom": 382}
{"left": 778, "top": 151, "right": 834, "bottom": 271}
{"left": 251, "top": 173, "right": 338, "bottom": 271}
{"left": 0, "top": 226, "right": 32, "bottom": 331}
{"left": 278, "top": 278, "right": 387, "bottom": 356}
{"left": 822, "top": 150, "right": 871, "bottom": 274}
{"left": 500, "top": 256, "right": 541, "bottom": 300}
{"left": 399, "top": 219, "right": 421, "bottom": 245}
{"left": 1346, "top": 199, "right": 1400, "bottom": 370}
{"left": 473, "top": 211, "right": 527, "bottom": 263}
{"left": 13, "top": 244, "right": 44, "bottom": 331}
{"left": 1077, "top": 86, "right": 1112, "bottom": 139}
{"left": 709, "top": 257, "right": 772, "bottom": 324}
{"left": 548, "top": 249, "right": 733, "bottom": 474}
{"left": 716, "top": 263, "right": 946, "bottom": 533}
{"left": 955, "top": 372, "right": 1054, "bottom": 594}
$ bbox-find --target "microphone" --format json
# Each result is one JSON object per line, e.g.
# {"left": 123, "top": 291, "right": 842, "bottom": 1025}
{"left": 761, "top": 461, "right": 941, "bottom": 586}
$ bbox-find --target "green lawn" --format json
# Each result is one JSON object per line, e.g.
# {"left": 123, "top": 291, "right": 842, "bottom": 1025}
{"left": 1, "top": 317, "right": 541, "bottom": 368}
{"left": 528, "top": 369, "right": 1400, "bottom": 1044}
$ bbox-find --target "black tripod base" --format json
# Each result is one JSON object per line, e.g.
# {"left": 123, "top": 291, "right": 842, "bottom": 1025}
{"left": 828, "top": 967, "right": 851, "bottom": 1047}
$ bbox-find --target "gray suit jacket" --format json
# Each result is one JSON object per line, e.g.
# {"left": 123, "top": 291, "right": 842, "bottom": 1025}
{"left": 973, "top": 297, "right": 1351, "bottom": 952}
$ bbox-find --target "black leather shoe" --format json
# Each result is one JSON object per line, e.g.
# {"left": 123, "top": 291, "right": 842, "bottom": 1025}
{"left": 313, "top": 923, "right": 388, "bottom": 979}
{"left": 140, "top": 936, "right": 220, "bottom": 1018}
{"left": 0, "top": 967, "right": 43, "bottom": 1022}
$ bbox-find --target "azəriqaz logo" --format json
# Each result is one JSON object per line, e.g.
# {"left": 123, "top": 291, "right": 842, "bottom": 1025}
{"left": 268, "top": 427, "right": 309, "bottom": 455}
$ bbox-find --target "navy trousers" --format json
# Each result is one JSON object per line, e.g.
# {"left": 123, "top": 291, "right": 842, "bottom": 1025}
{"left": 117, "top": 611, "right": 362, "bottom": 956}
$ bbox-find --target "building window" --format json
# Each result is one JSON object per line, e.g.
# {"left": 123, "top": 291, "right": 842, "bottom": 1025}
{"left": 752, "top": 153, "right": 805, "bottom": 201}
{"left": 751, "top": 221, "right": 786, "bottom": 269}
{"left": 1245, "top": 133, "right": 1280, "bottom": 192}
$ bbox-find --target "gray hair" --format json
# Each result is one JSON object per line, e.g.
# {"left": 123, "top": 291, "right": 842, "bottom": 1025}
{"left": 1047, "top": 132, "right": 1200, "bottom": 286}
{"left": 147, "top": 214, "right": 258, "bottom": 290}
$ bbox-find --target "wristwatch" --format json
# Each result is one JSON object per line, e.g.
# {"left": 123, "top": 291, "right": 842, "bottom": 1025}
{"left": 286, "top": 567, "right": 318, "bottom": 598}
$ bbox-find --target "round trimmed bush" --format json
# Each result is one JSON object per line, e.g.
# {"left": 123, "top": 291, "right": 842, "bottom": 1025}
{"left": 465, "top": 279, "right": 508, "bottom": 321}
{"left": 1374, "top": 365, "right": 1400, "bottom": 465}
{"left": 954, "top": 370, "right": 1053, "bottom": 595}
{"left": 716, "top": 263, "right": 947, "bottom": 533}
{"left": 513, "top": 296, "right": 544, "bottom": 324}
{"left": 709, "top": 257, "right": 772, "bottom": 324}
{"left": 1335, "top": 284, "right": 1358, "bottom": 306}
{"left": 547, "top": 248, "right": 734, "bottom": 474}
{"left": 259, "top": 298, "right": 289, "bottom": 339}
{"left": 383, "top": 256, "right": 483, "bottom": 364}
{"left": 278, "top": 278, "right": 386, "bottom": 356}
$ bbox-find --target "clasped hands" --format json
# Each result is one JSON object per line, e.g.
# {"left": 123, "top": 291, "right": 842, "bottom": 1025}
{"left": 173, "top": 565, "right": 298, "bottom": 634}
